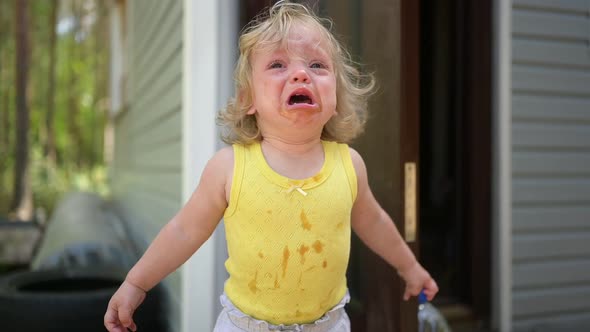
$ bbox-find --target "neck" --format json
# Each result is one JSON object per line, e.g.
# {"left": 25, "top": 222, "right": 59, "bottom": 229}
{"left": 260, "top": 134, "right": 322, "bottom": 156}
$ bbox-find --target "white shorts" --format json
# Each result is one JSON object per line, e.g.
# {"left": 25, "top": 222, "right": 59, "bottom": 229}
{"left": 213, "top": 292, "right": 351, "bottom": 332}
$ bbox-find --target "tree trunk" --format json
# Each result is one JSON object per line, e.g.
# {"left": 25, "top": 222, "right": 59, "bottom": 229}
{"left": 93, "top": 0, "right": 110, "bottom": 166}
{"left": 67, "top": 0, "right": 84, "bottom": 168}
{"left": 0, "top": 60, "right": 11, "bottom": 192}
{"left": 0, "top": 1, "right": 13, "bottom": 187}
{"left": 0, "top": 52, "right": 10, "bottom": 156}
{"left": 12, "top": 0, "right": 33, "bottom": 221}
{"left": 1, "top": 80, "right": 9, "bottom": 150}
{"left": 44, "top": 0, "right": 58, "bottom": 164}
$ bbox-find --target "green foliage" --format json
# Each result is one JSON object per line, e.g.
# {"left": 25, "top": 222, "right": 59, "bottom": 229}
{"left": 0, "top": 0, "right": 110, "bottom": 219}
{"left": 29, "top": 145, "right": 110, "bottom": 216}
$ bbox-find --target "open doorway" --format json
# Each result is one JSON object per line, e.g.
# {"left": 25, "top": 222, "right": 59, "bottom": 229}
{"left": 419, "top": 0, "right": 493, "bottom": 330}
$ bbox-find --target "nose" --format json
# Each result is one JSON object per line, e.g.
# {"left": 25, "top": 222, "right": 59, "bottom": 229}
{"left": 290, "top": 68, "right": 310, "bottom": 84}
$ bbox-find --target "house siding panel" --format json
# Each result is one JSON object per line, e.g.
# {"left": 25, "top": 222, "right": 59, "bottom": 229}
{"left": 512, "top": 286, "right": 590, "bottom": 318}
{"left": 513, "top": 0, "right": 588, "bottom": 14}
{"left": 513, "top": 259, "right": 590, "bottom": 288}
{"left": 112, "top": 0, "right": 184, "bottom": 327}
{"left": 513, "top": 206, "right": 590, "bottom": 232}
{"left": 511, "top": 0, "right": 590, "bottom": 330}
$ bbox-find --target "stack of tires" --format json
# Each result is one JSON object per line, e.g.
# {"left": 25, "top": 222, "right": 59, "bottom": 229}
{"left": 0, "top": 267, "right": 165, "bottom": 332}
{"left": 0, "top": 192, "right": 167, "bottom": 332}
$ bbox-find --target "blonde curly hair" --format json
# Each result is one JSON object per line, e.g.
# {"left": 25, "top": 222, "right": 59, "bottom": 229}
{"left": 218, "top": 0, "right": 375, "bottom": 145}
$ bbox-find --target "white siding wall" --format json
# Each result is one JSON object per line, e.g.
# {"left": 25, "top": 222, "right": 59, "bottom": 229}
{"left": 112, "top": 0, "right": 183, "bottom": 328}
{"left": 511, "top": 0, "right": 590, "bottom": 330}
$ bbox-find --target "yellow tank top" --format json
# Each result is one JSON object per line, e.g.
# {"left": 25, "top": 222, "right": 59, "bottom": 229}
{"left": 223, "top": 140, "right": 357, "bottom": 325}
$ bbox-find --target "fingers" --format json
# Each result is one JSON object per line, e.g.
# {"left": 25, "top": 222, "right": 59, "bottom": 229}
{"left": 423, "top": 278, "right": 439, "bottom": 301}
{"left": 104, "top": 305, "right": 137, "bottom": 332}
{"left": 403, "top": 278, "right": 439, "bottom": 302}
{"left": 104, "top": 307, "right": 123, "bottom": 332}
{"left": 403, "top": 289, "right": 410, "bottom": 301}
{"left": 104, "top": 281, "right": 147, "bottom": 332}
{"left": 118, "top": 307, "right": 137, "bottom": 331}
{"left": 403, "top": 284, "right": 422, "bottom": 301}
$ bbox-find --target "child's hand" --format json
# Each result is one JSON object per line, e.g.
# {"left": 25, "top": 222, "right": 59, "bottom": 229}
{"left": 398, "top": 262, "right": 439, "bottom": 301}
{"left": 104, "top": 280, "right": 147, "bottom": 332}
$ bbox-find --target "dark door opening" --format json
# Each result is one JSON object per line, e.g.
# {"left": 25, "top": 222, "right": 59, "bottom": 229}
{"left": 419, "top": 0, "right": 492, "bottom": 331}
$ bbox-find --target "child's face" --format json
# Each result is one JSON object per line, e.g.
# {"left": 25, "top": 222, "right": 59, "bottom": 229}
{"left": 247, "top": 23, "right": 337, "bottom": 140}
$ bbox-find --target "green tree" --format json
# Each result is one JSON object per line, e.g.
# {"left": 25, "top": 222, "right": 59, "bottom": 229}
{"left": 12, "top": 0, "right": 33, "bottom": 221}
{"left": 45, "top": 0, "right": 58, "bottom": 164}
{"left": 1, "top": 0, "right": 110, "bottom": 218}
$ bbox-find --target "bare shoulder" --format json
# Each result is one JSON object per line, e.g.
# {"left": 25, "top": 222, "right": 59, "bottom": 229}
{"left": 203, "top": 146, "right": 234, "bottom": 203}
{"left": 347, "top": 146, "right": 379, "bottom": 222}
{"left": 204, "top": 146, "right": 234, "bottom": 182}
{"left": 348, "top": 147, "right": 367, "bottom": 180}
{"left": 209, "top": 146, "right": 234, "bottom": 169}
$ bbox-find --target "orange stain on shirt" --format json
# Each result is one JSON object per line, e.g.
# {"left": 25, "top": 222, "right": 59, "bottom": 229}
{"left": 282, "top": 246, "right": 290, "bottom": 278}
{"left": 248, "top": 271, "right": 259, "bottom": 294}
{"left": 258, "top": 251, "right": 264, "bottom": 259}
{"left": 322, "top": 260, "right": 327, "bottom": 268}
{"left": 305, "top": 265, "right": 317, "bottom": 272}
{"left": 298, "top": 244, "right": 310, "bottom": 264}
{"left": 300, "top": 210, "right": 312, "bottom": 230}
{"left": 312, "top": 240, "right": 324, "bottom": 253}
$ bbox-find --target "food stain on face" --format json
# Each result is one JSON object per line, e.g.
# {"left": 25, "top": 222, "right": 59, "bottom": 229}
{"left": 300, "top": 210, "right": 312, "bottom": 230}
{"left": 248, "top": 271, "right": 259, "bottom": 294}
{"left": 282, "top": 246, "right": 290, "bottom": 278}
{"left": 312, "top": 240, "right": 324, "bottom": 253}
{"left": 298, "top": 244, "right": 309, "bottom": 264}
{"left": 278, "top": 106, "right": 321, "bottom": 124}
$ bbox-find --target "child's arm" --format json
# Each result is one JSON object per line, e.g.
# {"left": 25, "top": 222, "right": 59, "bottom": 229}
{"left": 349, "top": 148, "right": 438, "bottom": 301}
{"left": 104, "top": 147, "right": 233, "bottom": 332}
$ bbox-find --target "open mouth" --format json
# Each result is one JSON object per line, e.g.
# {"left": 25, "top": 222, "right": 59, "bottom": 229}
{"left": 288, "top": 93, "right": 314, "bottom": 105}
{"left": 287, "top": 88, "right": 315, "bottom": 105}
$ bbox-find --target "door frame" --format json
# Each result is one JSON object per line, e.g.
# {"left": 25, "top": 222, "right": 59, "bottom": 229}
{"left": 399, "top": 0, "right": 421, "bottom": 330}
{"left": 349, "top": 0, "right": 423, "bottom": 330}
{"left": 492, "top": 0, "right": 512, "bottom": 331}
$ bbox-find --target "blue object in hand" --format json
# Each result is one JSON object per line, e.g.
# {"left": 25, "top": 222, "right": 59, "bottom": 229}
{"left": 418, "top": 290, "right": 451, "bottom": 332}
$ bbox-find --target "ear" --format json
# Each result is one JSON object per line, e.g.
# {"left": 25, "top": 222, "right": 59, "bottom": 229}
{"left": 238, "top": 88, "right": 256, "bottom": 115}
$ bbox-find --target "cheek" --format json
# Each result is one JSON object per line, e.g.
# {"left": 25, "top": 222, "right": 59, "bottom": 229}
{"left": 256, "top": 77, "right": 281, "bottom": 98}
{"left": 324, "top": 81, "right": 338, "bottom": 109}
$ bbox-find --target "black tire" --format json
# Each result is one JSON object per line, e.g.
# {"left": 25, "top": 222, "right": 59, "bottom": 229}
{"left": 0, "top": 267, "right": 167, "bottom": 332}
